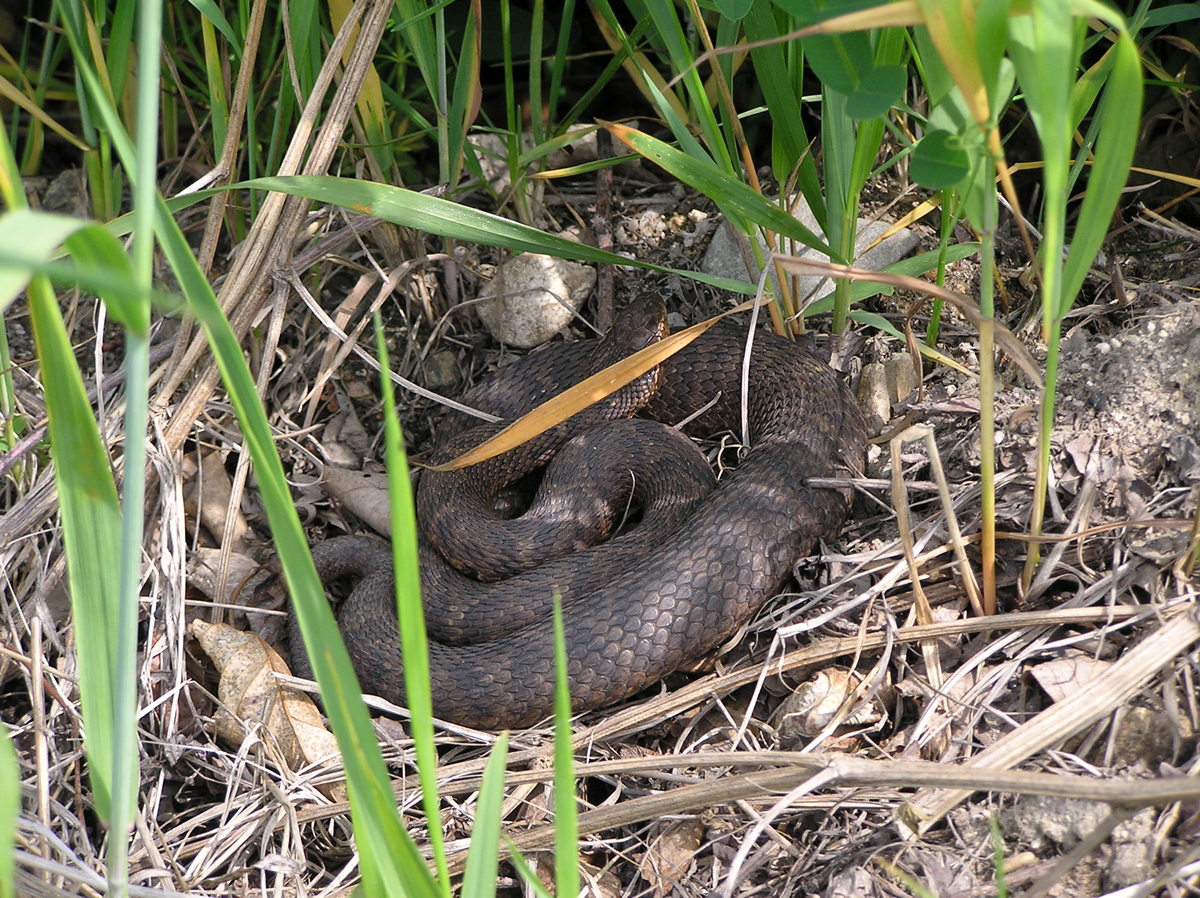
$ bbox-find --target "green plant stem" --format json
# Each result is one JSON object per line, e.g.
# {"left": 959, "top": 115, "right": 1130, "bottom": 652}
{"left": 1024, "top": 314, "right": 1063, "bottom": 584}
{"left": 547, "top": 0, "right": 575, "bottom": 125}
{"left": 0, "top": 305, "right": 15, "bottom": 457}
{"left": 436, "top": 5, "right": 450, "bottom": 186}
{"left": 108, "top": 334, "right": 145, "bottom": 898}
{"left": 822, "top": 85, "right": 856, "bottom": 334}
{"left": 500, "top": 0, "right": 528, "bottom": 222}
{"left": 529, "top": 0, "right": 545, "bottom": 143}
{"left": 1021, "top": 253, "right": 1064, "bottom": 589}
{"left": 978, "top": 196, "right": 997, "bottom": 616}
{"left": 0, "top": 119, "right": 23, "bottom": 459}
{"left": 108, "top": 1, "right": 165, "bottom": 893}
{"left": 0, "top": 727, "right": 15, "bottom": 898}
{"left": 926, "top": 190, "right": 955, "bottom": 347}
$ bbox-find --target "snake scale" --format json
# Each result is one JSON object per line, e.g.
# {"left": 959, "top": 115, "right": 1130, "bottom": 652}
{"left": 296, "top": 297, "right": 868, "bottom": 729}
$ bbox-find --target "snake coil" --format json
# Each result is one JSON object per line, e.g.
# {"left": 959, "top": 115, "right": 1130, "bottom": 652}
{"left": 294, "top": 298, "right": 868, "bottom": 729}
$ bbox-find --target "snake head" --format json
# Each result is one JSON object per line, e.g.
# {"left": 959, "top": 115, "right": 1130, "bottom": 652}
{"left": 588, "top": 293, "right": 670, "bottom": 374}
{"left": 585, "top": 293, "right": 671, "bottom": 414}
{"left": 583, "top": 292, "right": 672, "bottom": 415}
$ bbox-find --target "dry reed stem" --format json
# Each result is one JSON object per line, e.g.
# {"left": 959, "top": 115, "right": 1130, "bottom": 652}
{"left": 901, "top": 609, "right": 1200, "bottom": 834}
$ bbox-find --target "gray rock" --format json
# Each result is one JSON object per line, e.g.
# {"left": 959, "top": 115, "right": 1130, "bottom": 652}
{"left": 1004, "top": 795, "right": 1109, "bottom": 852}
{"left": 476, "top": 254, "right": 596, "bottom": 348}
{"left": 700, "top": 198, "right": 919, "bottom": 306}
{"left": 1107, "top": 808, "right": 1156, "bottom": 889}
{"left": 424, "top": 350, "right": 461, "bottom": 392}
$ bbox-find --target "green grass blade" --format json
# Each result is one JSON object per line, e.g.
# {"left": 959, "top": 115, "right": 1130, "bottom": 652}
{"left": 26, "top": 273, "right": 128, "bottom": 825}
{"left": 0, "top": 252, "right": 168, "bottom": 313}
{"left": 375, "top": 311, "right": 451, "bottom": 896}
{"left": 1060, "top": 31, "right": 1141, "bottom": 307}
{"left": 103, "top": 6, "right": 164, "bottom": 892}
{"left": 846, "top": 243, "right": 981, "bottom": 302}
{"left": 447, "top": 0, "right": 482, "bottom": 190}
{"left": 529, "top": 1, "right": 545, "bottom": 144}
{"left": 1008, "top": 0, "right": 1076, "bottom": 330}
{"left": 61, "top": 229, "right": 143, "bottom": 330}
{"left": 236, "top": 175, "right": 761, "bottom": 292}
{"left": 104, "top": 0, "right": 136, "bottom": 108}
{"left": 460, "top": 734, "right": 510, "bottom": 896}
{"left": 601, "top": 128, "right": 834, "bottom": 255}
{"left": 175, "top": 225, "right": 437, "bottom": 898}
{"left": 199, "top": 18, "right": 230, "bottom": 159}
{"left": 742, "top": 4, "right": 826, "bottom": 225}
{"left": 0, "top": 211, "right": 100, "bottom": 310}
{"left": 507, "top": 841, "right": 555, "bottom": 898}
{"left": 546, "top": 0, "right": 576, "bottom": 129}
{"left": 288, "top": 0, "right": 323, "bottom": 99}
{"left": 530, "top": 153, "right": 642, "bottom": 179}
{"left": 556, "top": 9, "right": 644, "bottom": 129}
{"left": 186, "top": 0, "right": 241, "bottom": 52}
{"left": 642, "top": 0, "right": 734, "bottom": 170}
{"left": 820, "top": 84, "right": 857, "bottom": 332}
{"left": 395, "top": 0, "right": 443, "bottom": 102}
{"left": 516, "top": 124, "right": 603, "bottom": 168}
{"left": 0, "top": 157, "right": 143, "bottom": 850}
{"left": 109, "top": 180, "right": 759, "bottom": 292}
{"left": 55, "top": 19, "right": 442, "bottom": 888}
{"left": 552, "top": 596, "right": 579, "bottom": 898}
{"left": 629, "top": 63, "right": 719, "bottom": 170}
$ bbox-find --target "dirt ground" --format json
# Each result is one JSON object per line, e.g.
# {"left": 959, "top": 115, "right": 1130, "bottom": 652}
{"left": 4, "top": 158, "right": 1200, "bottom": 897}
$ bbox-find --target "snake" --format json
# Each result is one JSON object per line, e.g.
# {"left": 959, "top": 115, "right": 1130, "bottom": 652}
{"left": 295, "top": 296, "right": 868, "bottom": 730}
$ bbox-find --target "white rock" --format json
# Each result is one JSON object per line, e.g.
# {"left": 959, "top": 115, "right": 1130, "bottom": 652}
{"left": 476, "top": 253, "right": 596, "bottom": 348}
{"left": 700, "top": 197, "right": 919, "bottom": 306}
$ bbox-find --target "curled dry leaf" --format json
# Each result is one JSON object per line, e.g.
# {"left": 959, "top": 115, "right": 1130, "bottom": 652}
{"left": 321, "top": 394, "right": 372, "bottom": 461}
{"left": 188, "top": 619, "right": 346, "bottom": 801}
{"left": 777, "top": 667, "right": 894, "bottom": 743}
{"left": 188, "top": 547, "right": 287, "bottom": 644}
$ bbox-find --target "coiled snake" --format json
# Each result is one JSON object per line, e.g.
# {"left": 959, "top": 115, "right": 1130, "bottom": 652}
{"left": 295, "top": 297, "right": 867, "bottom": 729}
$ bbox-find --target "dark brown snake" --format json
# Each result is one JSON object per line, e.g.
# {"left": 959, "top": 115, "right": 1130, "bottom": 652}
{"left": 295, "top": 298, "right": 868, "bottom": 729}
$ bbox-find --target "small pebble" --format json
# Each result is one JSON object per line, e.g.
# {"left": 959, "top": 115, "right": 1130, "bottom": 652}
{"left": 424, "top": 350, "right": 460, "bottom": 391}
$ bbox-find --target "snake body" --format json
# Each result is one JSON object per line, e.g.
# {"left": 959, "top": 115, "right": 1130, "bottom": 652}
{"left": 301, "top": 307, "right": 867, "bottom": 729}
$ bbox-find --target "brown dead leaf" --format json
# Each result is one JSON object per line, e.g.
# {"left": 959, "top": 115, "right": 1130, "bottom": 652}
{"left": 188, "top": 547, "right": 262, "bottom": 607}
{"left": 321, "top": 392, "right": 372, "bottom": 461}
{"left": 198, "top": 450, "right": 249, "bottom": 552}
{"left": 530, "top": 857, "right": 621, "bottom": 898}
{"left": 188, "top": 620, "right": 346, "bottom": 800}
{"left": 638, "top": 818, "right": 704, "bottom": 897}
{"left": 321, "top": 465, "right": 393, "bottom": 536}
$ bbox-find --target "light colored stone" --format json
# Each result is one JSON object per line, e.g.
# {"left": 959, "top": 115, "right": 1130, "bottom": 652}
{"left": 476, "top": 253, "right": 596, "bottom": 348}
{"left": 700, "top": 197, "right": 920, "bottom": 306}
{"left": 858, "top": 352, "right": 919, "bottom": 430}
